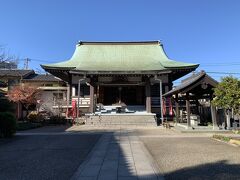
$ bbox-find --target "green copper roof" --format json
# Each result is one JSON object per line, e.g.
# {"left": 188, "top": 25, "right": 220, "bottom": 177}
{"left": 41, "top": 41, "right": 198, "bottom": 72}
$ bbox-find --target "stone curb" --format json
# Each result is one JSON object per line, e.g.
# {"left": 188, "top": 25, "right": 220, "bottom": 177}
{"left": 211, "top": 138, "right": 239, "bottom": 147}
{"left": 70, "top": 134, "right": 106, "bottom": 180}
{"left": 140, "top": 140, "right": 165, "bottom": 180}
{"left": 229, "top": 139, "right": 240, "bottom": 146}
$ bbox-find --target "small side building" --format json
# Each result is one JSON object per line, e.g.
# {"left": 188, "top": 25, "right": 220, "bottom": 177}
{"left": 163, "top": 71, "right": 220, "bottom": 129}
{"left": 0, "top": 69, "right": 68, "bottom": 119}
{"left": 22, "top": 73, "right": 68, "bottom": 115}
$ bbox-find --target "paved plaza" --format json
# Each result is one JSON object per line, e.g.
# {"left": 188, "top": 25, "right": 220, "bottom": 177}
{"left": 0, "top": 129, "right": 100, "bottom": 180}
{"left": 1, "top": 125, "right": 240, "bottom": 180}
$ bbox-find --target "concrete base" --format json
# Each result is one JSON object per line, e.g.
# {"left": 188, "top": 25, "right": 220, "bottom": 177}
{"left": 85, "top": 114, "right": 157, "bottom": 126}
{"left": 174, "top": 123, "right": 230, "bottom": 133}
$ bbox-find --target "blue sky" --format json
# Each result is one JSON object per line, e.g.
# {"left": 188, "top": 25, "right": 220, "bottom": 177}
{"left": 1, "top": 0, "right": 240, "bottom": 82}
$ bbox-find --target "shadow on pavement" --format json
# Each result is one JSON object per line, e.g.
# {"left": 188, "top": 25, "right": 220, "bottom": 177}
{"left": 164, "top": 160, "right": 240, "bottom": 180}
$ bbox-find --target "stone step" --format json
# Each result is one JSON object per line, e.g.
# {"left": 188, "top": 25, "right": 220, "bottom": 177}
{"left": 85, "top": 114, "right": 157, "bottom": 126}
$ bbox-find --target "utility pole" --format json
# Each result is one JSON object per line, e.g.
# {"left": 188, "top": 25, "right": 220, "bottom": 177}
{"left": 24, "top": 58, "right": 31, "bottom": 70}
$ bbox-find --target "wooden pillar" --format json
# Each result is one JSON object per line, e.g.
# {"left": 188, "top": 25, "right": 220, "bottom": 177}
{"left": 96, "top": 85, "right": 99, "bottom": 104}
{"left": 68, "top": 73, "right": 72, "bottom": 98}
{"left": 145, "top": 80, "right": 151, "bottom": 113}
{"left": 66, "top": 83, "right": 71, "bottom": 118}
{"left": 210, "top": 104, "right": 218, "bottom": 130}
{"left": 67, "top": 74, "right": 72, "bottom": 118}
{"left": 89, "top": 83, "right": 95, "bottom": 113}
{"left": 175, "top": 94, "right": 179, "bottom": 123}
{"left": 67, "top": 83, "right": 71, "bottom": 104}
{"left": 186, "top": 92, "right": 191, "bottom": 128}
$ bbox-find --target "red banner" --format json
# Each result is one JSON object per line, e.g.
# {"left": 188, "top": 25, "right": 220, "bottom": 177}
{"left": 72, "top": 100, "right": 77, "bottom": 118}
{"left": 169, "top": 97, "right": 173, "bottom": 116}
{"left": 162, "top": 98, "right": 166, "bottom": 116}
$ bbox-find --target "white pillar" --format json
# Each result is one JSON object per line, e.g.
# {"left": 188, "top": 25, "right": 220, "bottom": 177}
{"left": 210, "top": 104, "right": 218, "bottom": 130}
{"left": 226, "top": 110, "right": 231, "bottom": 129}
{"left": 72, "top": 86, "right": 76, "bottom": 96}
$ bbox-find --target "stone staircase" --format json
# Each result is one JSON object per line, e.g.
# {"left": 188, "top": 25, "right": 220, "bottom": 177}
{"left": 85, "top": 114, "right": 157, "bottom": 126}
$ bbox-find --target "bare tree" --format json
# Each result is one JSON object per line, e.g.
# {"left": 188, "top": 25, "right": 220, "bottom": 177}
{"left": 0, "top": 46, "right": 18, "bottom": 69}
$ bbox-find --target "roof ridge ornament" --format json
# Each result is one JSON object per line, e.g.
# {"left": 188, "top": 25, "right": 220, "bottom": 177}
{"left": 76, "top": 41, "right": 161, "bottom": 45}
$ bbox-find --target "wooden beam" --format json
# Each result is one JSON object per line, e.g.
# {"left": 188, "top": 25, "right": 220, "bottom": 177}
{"left": 89, "top": 83, "right": 95, "bottom": 113}
{"left": 145, "top": 80, "right": 151, "bottom": 113}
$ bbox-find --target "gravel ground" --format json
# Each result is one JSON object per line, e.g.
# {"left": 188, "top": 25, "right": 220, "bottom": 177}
{"left": 0, "top": 133, "right": 100, "bottom": 180}
{"left": 141, "top": 135, "right": 240, "bottom": 180}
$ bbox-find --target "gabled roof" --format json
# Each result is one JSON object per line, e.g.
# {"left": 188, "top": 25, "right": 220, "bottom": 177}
{"left": 163, "top": 71, "right": 218, "bottom": 97}
{"left": 23, "top": 74, "right": 61, "bottom": 82}
{"left": 0, "top": 69, "right": 34, "bottom": 78}
{"left": 41, "top": 41, "right": 199, "bottom": 73}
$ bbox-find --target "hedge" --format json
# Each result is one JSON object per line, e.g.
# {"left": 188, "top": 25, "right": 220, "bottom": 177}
{"left": 0, "top": 112, "right": 16, "bottom": 138}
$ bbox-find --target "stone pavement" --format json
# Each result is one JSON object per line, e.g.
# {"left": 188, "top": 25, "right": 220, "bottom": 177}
{"left": 71, "top": 129, "right": 163, "bottom": 180}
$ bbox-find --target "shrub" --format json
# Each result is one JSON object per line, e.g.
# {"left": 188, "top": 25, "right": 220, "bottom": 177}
{"left": 0, "top": 99, "right": 14, "bottom": 112}
{"left": 0, "top": 112, "right": 16, "bottom": 138}
{"left": 27, "top": 111, "right": 38, "bottom": 121}
{"left": 27, "top": 111, "right": 44, "bottom": 123}
{"left": 213, "top": 134, "right": 231, "bottom": 142}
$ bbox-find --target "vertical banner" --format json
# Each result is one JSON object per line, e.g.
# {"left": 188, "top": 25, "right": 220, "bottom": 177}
{"left": 72, "top": 100, "right": 77, "bottom": 119}
{"left": 162, "top": 97, "right": 166, "bottom": 116}
{"left": 169, "top": 97, "right": 173, "bottom": 116}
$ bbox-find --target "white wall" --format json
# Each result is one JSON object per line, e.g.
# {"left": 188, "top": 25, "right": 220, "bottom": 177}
{"left": 39, "top": 90, "right": 67, "bottom": 115}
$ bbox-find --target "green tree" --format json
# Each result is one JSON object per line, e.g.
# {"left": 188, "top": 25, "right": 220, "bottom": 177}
{"left": 212, "top": 76, "right": 240, "bottom": 128}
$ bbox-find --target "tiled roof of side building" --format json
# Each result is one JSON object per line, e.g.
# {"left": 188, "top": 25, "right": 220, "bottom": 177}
{"left": 0, "top": 69, "right": 34, "bottom": 77}
{"left": 23, "top": 74, "right": 62, "bottom": 82}
{"left": 163, "top": 71, "right": 218, "bottom": 97}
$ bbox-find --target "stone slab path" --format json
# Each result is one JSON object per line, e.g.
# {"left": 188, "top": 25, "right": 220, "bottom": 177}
{"left": 71, "top": 129, "right": 163, "bottom": 180}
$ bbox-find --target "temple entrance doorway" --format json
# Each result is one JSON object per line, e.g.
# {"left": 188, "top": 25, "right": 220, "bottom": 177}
{"left": 101, "top": 86, "right": 145, "bottom": 105}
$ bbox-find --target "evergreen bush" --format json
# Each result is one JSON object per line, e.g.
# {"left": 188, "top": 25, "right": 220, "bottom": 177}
{"left": 0, "top": 112, "right": 16, "bottom": 138}
{"left": 0, "top": 99, "right": 14, "bottom": 112}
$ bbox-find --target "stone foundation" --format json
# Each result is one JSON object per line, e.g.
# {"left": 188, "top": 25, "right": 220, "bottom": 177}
{"left": 85, "top": 114, "right": 157, "bottom": 126}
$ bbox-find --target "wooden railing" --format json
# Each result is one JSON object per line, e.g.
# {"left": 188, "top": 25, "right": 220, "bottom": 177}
{"left": 53, "top": 97, "right": 90, "bottom": 107}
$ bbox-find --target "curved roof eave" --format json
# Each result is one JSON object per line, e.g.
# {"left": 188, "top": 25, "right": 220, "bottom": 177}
{"left": 41, "top": 41, "right": 199, "bottom": 73}
{"left": 41, "top": 64, "right": 76, "bottom": 71}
